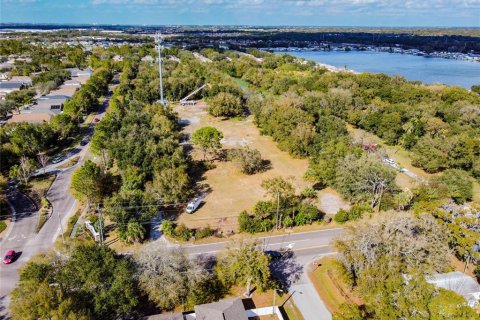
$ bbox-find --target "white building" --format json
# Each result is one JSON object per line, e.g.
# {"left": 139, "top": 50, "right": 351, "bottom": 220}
{"left": 427, "top": 271, "right": 480, "bottom": 307}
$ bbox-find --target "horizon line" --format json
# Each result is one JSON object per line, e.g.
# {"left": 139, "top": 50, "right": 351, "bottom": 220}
{"left": 1, "top": 23, "right": 479, "bottom": 29}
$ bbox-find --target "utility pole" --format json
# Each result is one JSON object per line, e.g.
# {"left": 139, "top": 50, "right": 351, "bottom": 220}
{"left": 97, "top": 203, "right": 104, "bottom": 245}
{"left": 155, "top": 32, "right": 165, "bottom": 108}
{"left": 275, "top": 192, "right": 280, "bottom": 230}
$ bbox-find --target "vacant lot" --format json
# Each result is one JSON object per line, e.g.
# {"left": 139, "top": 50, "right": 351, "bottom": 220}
{"left": 175, "top": 103, "right": 348, "bottom": 232}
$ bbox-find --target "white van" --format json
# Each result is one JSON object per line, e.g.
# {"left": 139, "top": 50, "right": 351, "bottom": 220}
{"left": 186, "top": 198, "right": 202, "bottom": 214}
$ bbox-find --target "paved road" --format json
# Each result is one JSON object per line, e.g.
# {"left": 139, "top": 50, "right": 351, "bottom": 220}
{"left": 183, "top": 228, "right": 343, "bottom": 256}
{"left": 0, "top": 191, "right": 38, "bottom": 303}
{"left": 0, "top": 84, "right": 117, "bottom": 317}
{"left": 181, "top": 228, "right": 343, "bottom": 320}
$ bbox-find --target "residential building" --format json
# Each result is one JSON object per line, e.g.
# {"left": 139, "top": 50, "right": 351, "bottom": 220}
{"left": 427, "top": 271, "right": 480, "bottom": 307}
{"left": 0, "top": 81, "right": 24, "bottom": 96}
{"left": 9, "top": 76, "right": 32, "bottom": 86}
{"left": 147, "top": 313, "right": 184, "bottom": 320}
{"left": 68, "top": 67, "right": 93, "bottom": 78}
{"left": 9, "top": 94, "right": 69, "bottom": 124}
{"left": 194, "top": 298, "right": 248, "bottom": 320}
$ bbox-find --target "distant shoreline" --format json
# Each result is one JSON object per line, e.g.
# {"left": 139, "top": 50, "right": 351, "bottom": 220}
{"left": 269, "top": 46, "right": 480, "bottom": 64}
{"left": 273, "top": 49, "right": 480, "bottom": 88}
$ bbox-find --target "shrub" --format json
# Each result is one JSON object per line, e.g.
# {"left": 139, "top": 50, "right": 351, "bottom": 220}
{"left": 228, "top": 147, "right": 264, "bottom": 174}
{"left": 161, "top": 220, "right": 174, "bottom": 236}
{"left": 334, "top": 209, "right": 350, "bottom": 224}
{"left": 301, "top": 187, "right": 317, "bottom": 199}
{"left": 297, "top": 203, "right": 322, "bottom": 224}
{"left": 0, "top": 221, "right": 6, "bottom": 233}
{"left": 238, "top": 211, "right": 273, "bottom": 233}
{"left": 334, "top": 204, "right": 371, "bottom": 224}
{"left": 196, "top": 225, "right": 215, "bottom": 239}
{"left": 174, "top": 223, "right": 194, "bottom": 241}
{"left": 348, "top": 203, "right": 371, "bottom": 220}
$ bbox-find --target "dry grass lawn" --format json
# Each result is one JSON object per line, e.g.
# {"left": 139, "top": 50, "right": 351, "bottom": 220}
{"left": 308, "top": 257, "right": 361, "bottom": 313}
{"left": 175, "top": 103, "right": 348, "bottom": 232}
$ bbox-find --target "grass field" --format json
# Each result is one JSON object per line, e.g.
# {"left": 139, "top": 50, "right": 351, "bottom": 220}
{"left": 175, "top": 103, "right": 349, "bottom": 232}
{"left": 308, "top": 257, "right": 361, "bottom": 313}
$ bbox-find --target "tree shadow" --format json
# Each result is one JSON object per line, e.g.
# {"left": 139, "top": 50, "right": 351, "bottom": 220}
{"left": 260, "top": 159, "right": 272, "bottom": 172}
{"left": 0, "top": 294, "right": 10, "bottom": 320}
{"left": 269, "top": 250, "right": 303, "bottom": 291}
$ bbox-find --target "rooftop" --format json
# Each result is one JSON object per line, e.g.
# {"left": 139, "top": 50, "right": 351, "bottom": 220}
{"left": 194, "top": 298, "right": 248, "bottom": 320}
{"left": 0, "top": 82, "right": 23, "bottom": 89}
{"left": 427, "top": 271, "right": 480, "bottom": 296}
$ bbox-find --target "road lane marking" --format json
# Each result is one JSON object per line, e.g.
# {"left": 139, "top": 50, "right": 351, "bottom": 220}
{"left": 183, "top": 227, "right": 345, "bottom": 249}
{"left": 188, "top": 244, "right": 331, "bottom": 256}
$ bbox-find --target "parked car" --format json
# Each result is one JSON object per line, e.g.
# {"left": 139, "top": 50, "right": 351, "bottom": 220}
{"left": 186, "top": 198, "right": 202, "bottom": 214}
{"left": 80, "top": 139, "right": 88, "bottom": 146}
{"left": 93, "top": 118, "right": 100, "bottom": 123}
{"left": 51, "top": 156, "right": 63, "bottom": 164}
{"left": 3, "top": 250, "right": 15, "bottom": 264}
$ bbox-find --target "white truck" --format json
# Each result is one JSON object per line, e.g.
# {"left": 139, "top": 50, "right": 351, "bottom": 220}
{"left": 186, "top": 198, "right": 202, "bottom": 214}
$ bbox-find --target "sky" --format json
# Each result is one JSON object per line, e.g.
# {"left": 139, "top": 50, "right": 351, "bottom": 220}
{"left": 1, "top": 0, "right": 480, "bottom": 27}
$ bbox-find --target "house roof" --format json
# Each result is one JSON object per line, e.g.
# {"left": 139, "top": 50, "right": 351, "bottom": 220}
{"left": 68, "top": 68, "right": 93, "bottom": 77}
{"left": 0, "top": 82, "right": 23, "bottom": 89}
{"left": 146, "top": 313, "right": 184, "bottom": 320}
{"left": 63, "top": 79, "right": 81, "bottom": 86}
{"left": 76, "top": 75, "right": 90, "bottom": 84}
{"left": 50, "top": 86, "right": 77, "bottom": 97}
{"left": 194, "top": 298, "right": 248, "bottom": 320}
{"left": 9, "top": 76, "right": 32, "bottom": 84}
{"left": 8, "top": 113, "right": 52, "bottom": 124}
{"left": 39, "top": 94, "right": 70, "bottom": 101}
{"left": 427, "top": 271, "right": 480, "bottom": 296}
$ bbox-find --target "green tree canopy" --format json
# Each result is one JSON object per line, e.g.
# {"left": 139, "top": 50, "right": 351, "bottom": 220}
{"left": 10, "top": 244, "right": 137, "bottom": 320}
{"left": 70, "top": 160, "right": 102, "bottom": 207}
{"left": 215, "top": 240, "right": 271, "bottom": 297}
{"left": 191, "top": 126, "right": 223, "bottom": 161}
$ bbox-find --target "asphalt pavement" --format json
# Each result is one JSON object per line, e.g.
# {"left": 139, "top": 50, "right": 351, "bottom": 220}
{"left": 0, "top": 191, "right": 38, "bottom": 305}
{"left": 181, "top": 228, "right": 343, "bottom": 320}
{"left": 183, "top": 228, "right": 343, "bottom": 256}
{"left": 0, "top": 84, "right": 116, "bottom": 318}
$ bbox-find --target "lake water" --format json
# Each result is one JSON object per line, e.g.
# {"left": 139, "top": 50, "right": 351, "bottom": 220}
{"left": 276, "top": 50, "right": 480, "bottom": 89}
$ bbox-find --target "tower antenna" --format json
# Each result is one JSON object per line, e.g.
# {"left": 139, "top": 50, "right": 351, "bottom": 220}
{"left": 155, "top": 32, "right": 166, "bottom": 108}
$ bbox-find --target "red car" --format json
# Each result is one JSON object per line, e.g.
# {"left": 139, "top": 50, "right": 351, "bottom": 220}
{"left": 93, "top": 118, "right": 100, "bottom": 123}
{"left": 3, "top": 250, "right": 15, "bottom": 264}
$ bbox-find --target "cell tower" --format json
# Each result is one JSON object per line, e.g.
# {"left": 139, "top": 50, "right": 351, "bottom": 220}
{"left": 155, "top": 32, "right": 166, "bottom": 108}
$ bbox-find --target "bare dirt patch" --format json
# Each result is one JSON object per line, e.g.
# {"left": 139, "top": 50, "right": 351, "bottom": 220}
{"left": 316, "top": 188, "right": 350, "bottom": 215}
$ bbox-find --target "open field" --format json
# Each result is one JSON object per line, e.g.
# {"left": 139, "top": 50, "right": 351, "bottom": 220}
{"left": 175, "top": 103, "right": 348, "bottom": 232}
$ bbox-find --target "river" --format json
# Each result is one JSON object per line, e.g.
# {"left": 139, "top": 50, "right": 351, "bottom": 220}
{"left": 275, "top": 50, "right": 480, "bottom": 89}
